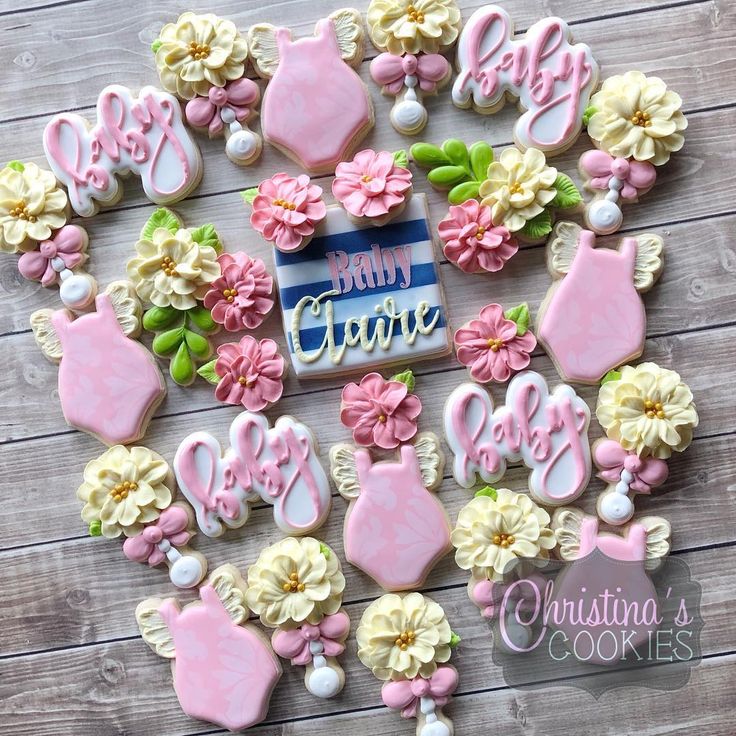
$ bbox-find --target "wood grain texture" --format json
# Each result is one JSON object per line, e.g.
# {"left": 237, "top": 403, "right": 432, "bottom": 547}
{"left": 1, "top": 0, "right": 735, "bottom": 734}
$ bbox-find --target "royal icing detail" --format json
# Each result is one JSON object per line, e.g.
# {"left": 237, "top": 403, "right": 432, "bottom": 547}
{"left": 443, "top": 371, "right": 591, "bottom": 505}
{"left": 173, "top": 411, "right": 332, "bottom": 537}
{"left": 274, "top": 193, "right": 449, "bottom": 378}
{"left": 43, "top": 85, "right": 202, "bottom": 217}
{"left": 537, "top": 222, "right": 664, "bottom": 385}
{"left": 330, "top": 433, "right": 451, "bottom": 591}
{"left": 452, "top": 5, "right": 599, "bottom": 155}
{"left": 246, "top": 537, "right": 349, "bottom": 699}
{"left": 248, "top": 9, "right": 374, "bottom": 174}
{"left": 357, "top": 592, "right": 459, "bottom": 736}
{"left": 136, "top": 565, "right": 282, "bottom": 730}
{"left": 30, "top": 282, "right": 165, "bottom": 446}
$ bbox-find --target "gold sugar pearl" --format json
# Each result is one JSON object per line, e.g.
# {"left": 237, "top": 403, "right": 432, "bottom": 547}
{"left": 493, "top": 532, "right": 515, "bottom": 547}
{"left": 222, "top": 288, "right": 237, "bottom": 303}
{"left": 160, "top": 255, "right": 178, "bottom": 277}
{"left": 486, "top": 337, "right": 504, "bottom": 353}
{"left": 630, "top": 110, "right": 652, "bottom": 127}
{"left": 509, "top": 181, "right": 524, "bottom": 195}
{"left": 284, "top": 572, "right": 306, "bottom": 593}
{"left": 395, "top": 630, "right": 416, "bottom": 650}
{"left": 273, "top": 198, "right": 297, "bottom": 211}
{"left": 645, "top": 399, "right": 666, "bottom": 419}
{"left": 378, "top": 414, "right": 387, "bottom": 423}
{"left": 109, "top": 480, "right": 138, "bottom": 503}
{"left": 475, "top": 226, "right": 486, "bottom": 241}
{"left": 361, "top": 174, "right": 373, "bottom": 182}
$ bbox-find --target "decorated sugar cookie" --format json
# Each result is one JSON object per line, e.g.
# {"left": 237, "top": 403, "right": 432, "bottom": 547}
{"left": 174, "top": 411, "right": 332, "bottom": 537}
{"left": 78, "top": 445, "right": 207, "bottom": 588}
{"left": 151, "top": 12, "right": 262, "bottom": 165}
{"left": 452, "top": 5, "right": 599, "bottom": 156}
{"left": 30, "top": 281, "right": 165, "bottom": 446}
{"left": 246, "top": 537, "right": 349, "bottom": 698}
{"left": 537, "top": 222, "right": 664, "bottom": 385}
{"left": 357, "top": 592, "right": 460, "bottom": 736}
{"left": 581, "top": 72, "right": 687, "bottom": 234}
{"left": 127, "top": 208, "right": 221, "bottom": 386}
{"left": 242, "top": 173, "right": 327, "bottom": 253}
{"left": 593, "top": 362, "right": 698, "bottom": 524}
{"left": 43, "top": 85, "right": 202, "bottom": 217}
{"left": 443, "top": 371, "right": 592, "bottom": 506}
{"left": 1, "top": 161, "right": 98, "bottom": 309}
{"left": 551, "top": 507, "right": 671, "bottom": 665}
{"left": 248, "top": 9, "right": 374, "bottom": 174}
{"left": 454, "top": 303, "right": 535, "bottom": 383}
{"left": 332, "top": 149, "right": 413, "bottom": 226}
{"left": 330, "top": 433, "right": 451, "bottom": 591}
{"left": 136, "top": 564, "right": 282, "bottom": 730}
{"left": 273, "top": 192, "right": 450, "bottom": 378}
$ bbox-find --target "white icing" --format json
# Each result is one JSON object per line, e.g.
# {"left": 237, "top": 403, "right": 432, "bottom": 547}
{"left": 50, "top": 256, "right": 66, "bottom": 273}
{"left": 59, "top": 273, "right": 96, "bottom": 310}
{"left": 168, "top": 553, "right": 205, "bottom": 589}
{"left": 226, "top": 129, "right": 259, "bottom": 162}
{"left": 220, "top": 106, "right": 237, "bottom": 124}
{"left": 598, "top": 491, "right": 635, "bottom": 525}
{"left": 308, "top": 664, "right": 342, "bottom": 698}
{"left": 586, "top": 198, "right": 623, "bottom": 234}
{"left": 391, "top": 97, "right": 427, "bottom": 133}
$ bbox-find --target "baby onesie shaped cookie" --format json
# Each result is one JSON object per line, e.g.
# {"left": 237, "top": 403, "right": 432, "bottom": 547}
{"left": 330, "top": 433, "right": 451, "bottom": 591}
{"left": 43, "top": 85, "right": 202, "bottom": 217}
{"left": 443, "top": 371, "right": 592, "bottom": 506}
{"left": 136, "top": 564, "right": 282, "bottom": 731}
{"left": 537, "top": 221, "right": 664, "bottom": 385}
{"left": 248, "top": 9, "right": 374, "bottom": 174}
{"left": 30, "top": 281, "right": 165, "bottom": 446}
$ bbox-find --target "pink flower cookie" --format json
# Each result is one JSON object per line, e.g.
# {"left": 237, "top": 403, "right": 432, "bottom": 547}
{"left": 454, "top": 303, "right": 536, "bottom": 383}
{"left": 207, "top": 335, "right": 286, "bottom": 411}
{"left": 203, "top": 252, "right": 274, "bottom": 332}
{"left": 438, "top": 199, "right": 518, "bottom": 274}
{"left": 340, "top": 371, "right": 421, "bottom": 450}
{"left": 332, "top": 149, "right": 413, "bottom": 226}
{"left": 246, "top": 173, "right": 327, "bottom": 253}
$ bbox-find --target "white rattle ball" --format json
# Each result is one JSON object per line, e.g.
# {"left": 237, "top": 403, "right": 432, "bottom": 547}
{"left": 307, "top": 665, "right": 341, "bottom": 698}
{"left": 391, "top": 99, "right": 427, "bottom": 135}
{"left": 587, "top": 199, "right": 624, "bottom": 235}
{"left": 420, "top": 720, "right": 451, "bottom": 736}
{"left": 226, "top": 129, "right": 259, "bottom": 164}
{"left": 598, "top": 492, "right": 635, "bottom": 526}
{"left": 59, "top": 273, "right": 96, "bottom": 310}
{"left": 169, "top": 555, "right": 205, "bottom": 589}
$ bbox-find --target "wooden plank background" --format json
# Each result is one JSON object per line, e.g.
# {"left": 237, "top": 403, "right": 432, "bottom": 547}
{"left": 1, "top": 0, "right": 734, "bottom": 734}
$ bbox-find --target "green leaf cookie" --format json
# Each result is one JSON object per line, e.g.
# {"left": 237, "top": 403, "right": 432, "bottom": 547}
{"left": 190, "top": 223, "right": 221, "bottom": 253}
{"left": 549, "top": 173, "right": 583, "bottom": 210}
{"left": 391, "top": 368, "right": 416, "bottom": 392}
{"left": 441, "top": 139, "right": 470, "bottom": 169}
{"left": 519, "top": 210, "right": 553, "bottom": 241}
{"left": 187, "top": 305, "right": 218, "bottom": 333}
{"left": 469, "top": 141, "right": 494, "bottom": 181}
{"left": 410, "top": 142, "right": 451, "bottom": 167}
{"left": 143, "top": 305, "right": 182, "bottom": 332}
{"left": 241, "top": 187, "right": 259, "bottom": 205}
{"left": 197, "top": 358, "right": 220, "bottom": 385}
{"left": 170, "top": 342, "right": 195, "bottom": 386}
{"left": 184, "top": 329, "right": 212, "bottom": 359}
{"left": 140, "top": 208, "right": 182, "bottom": 240}
{"left": 448, "top": 181, "right": 481, "bottom": 205}
{"left": 152, "top": 326, "right": 185, "bottom": 357}
{"left": 393, "top": 150, "right": 409, "bottom": 169}
{"left": 474, "top": 486, "right": 498, "bottom": 500}
{"left": 428, "top": 166, "right": 469, "bottom": 188}
{"left": 503, "top": 303, "right": 531, "bottom": 336}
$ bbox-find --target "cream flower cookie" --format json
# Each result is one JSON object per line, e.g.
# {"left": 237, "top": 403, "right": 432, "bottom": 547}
{"left": 154, "top": 12, "right": 249, "bottom": 100}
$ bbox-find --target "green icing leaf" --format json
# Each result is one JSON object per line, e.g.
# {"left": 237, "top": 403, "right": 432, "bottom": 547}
{"left": 442, "top": 139, "right": 470, "bottom": 170}
{"left": 319, "top": 542, "right": 332, "bottom": 559}
{"left": 410, "top": 142, "right": 451, "bottom": 167}
{"left": 504, "top": 303, "right": 530, "bottom": 336}
{"left": 549, "top": 173, "right": 583, "bottom": 210}
{"left": 474, "top": 486, "right": 498, "bottom": 500}
{"left": 190, "top": 223, "right": 221, "bottom": 253}
{"left": 448, "top": 180, "right": 481, "bottom": 205}
{"left": 601, "top": 370, "right": 622, "bottom": 385}
{"left": 469, "top": 141, "right": 493, "bottom": 181}
{"left": 184, "top": 329, "right": 211, "bottom": 359}
{"left": 151, "top": 39, "right": 162, "bottom": 53}
{"left": 449, "top": 632, "right": 462, "bottom": 648}
{"left": 6, "top": 160, "right": 25, "bottom": 172}
{"left": 152, "top": 326, "right": 185, "bottom": 356}
{"left": 240, "top": 187, "right": 259, "bottom": 205}
{"left": 141, "top": 208, "right": 182, "bottom": 240}
{"left": 197, "top": 358, "right": 220, "bottom": 385}
{"left": 392, "top": 150, "right": 409, "bottom": 169}
{"left": 582, "top": 105, "right": 598, "bottom": 127}
{"left": 428, "top": 165, "right": 468, "bottom": 189}
{"left": 143, "top": 305, "right": 182, "bottom": 332}
{"left": 519, "top": 210, "right": 553, "bottom": 241}
{"left": 187, "top": 305, "right": 217, "bottom": 333}
{"left": 390, "top": 369, "right": 416, "bottom": 392}
{"left": 171, "top": 342, "right": 195, "bottom": 385}
{"left": 88, "top": 520, "right": 102, "bottom": 537}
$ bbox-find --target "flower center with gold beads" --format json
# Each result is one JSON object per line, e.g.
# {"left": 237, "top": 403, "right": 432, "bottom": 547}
{"left": 486, "top": 338, "right": 504, "bottom": 352}
{"left": 9, "top": 201, "right": 36, "bottom": 222}
{"left": 630, "top": 109, "right": 652, "bottom": 127}
{"left": 109, "top": 480, "right": 138, "bottom": 503}
{"left": 395, "top": 630, "right": 416, "bottom": 650}
{"left": 189, "top": 41, "right": 211, "bottom": 60}
{"left": 492, "top": 532, "right": 516, "bottom": 547}
{"left": 644, "top": 399, "right": 666, "bottom": 419}
{"left": 283, "top": 572, "right": 306, "bottom": 593}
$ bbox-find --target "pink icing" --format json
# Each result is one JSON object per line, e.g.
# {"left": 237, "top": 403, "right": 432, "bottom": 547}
{"left": 580, "top": 150, "right": 657, "bottom": 201}
{"left": 122, "top": 505, "right": 191, "bottom": 566}
{"left": 332, "top": 150, "right": 413, "bottom": 220}
{"left": 185, "top": 78, "right": 260, "bottom": 137}
{"left": 51, "top": 293, "right": 164, "bottom": 445}
{"left": 214, "top": 336, "right": 285, "bottom": 411}
{"left": 594, "top": 439, "right": 669, "bottom": 493}
{"left": 203, "top": 252, "right": 274, "bottom": 331}
{"left": 327, "top": 244, "right": 412, "bottom": 294}
{"left": 370, "top": 52, "right": 450, "bottom": 95}
{"left": 261, "top": 19, "right": 372, "bottom": 173}
{"left": 438, "top": 200, "right": 518, "bottom": 274}
{"left": 344, "top": 444, "right": 451, "bottom": 591}
{"left": 454, "top": 303, "right": 536, "bottom": 383}
{"left": 18, "top": 225, "right": 87, "bottom": 286}
{"left": 250, "top": 173, "right": 327, "bottom": 252}
{"left": 579, "top": 516, "right": 647, "bottom": 562}
{"left": 158, "top": 585, "right": 281, "bottom": 731}
{"left": 340, "top": 372, "right": 421, "bottom": 449}
{"left": 271, "top": 610, "right": 350, "bottom": 665}
{"left": 538, "top": 230, "right": 647, "bottom": 383}
{"left": 43, "top": 85, "right": 200, "bottom": 216}
{"left": 381, "top": 666, "right": 458, "bottom": 719}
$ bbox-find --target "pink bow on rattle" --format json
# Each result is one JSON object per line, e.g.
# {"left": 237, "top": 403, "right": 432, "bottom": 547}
{"left": 18, "top": 225, "right": 86, "bottom": 286}
{"left": 580, "top": 150, "right": 657, "bottom": 201}
{"left": 594, "top": 440, "right": 669, "bottom": 493}
{"left": 370, "top": 52, "right": 450, "bottom": 95}
{"left": 122, "top": 506, "right": 192, "bottom": 565}
{"left": 272, "top": 611, "right": 350, "bottom": 665}
{"left": 382, "top": 666, "right": 458, "bottom": 718}
{"left": 185, "top": 78, "right": 260, "bottom": 136}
